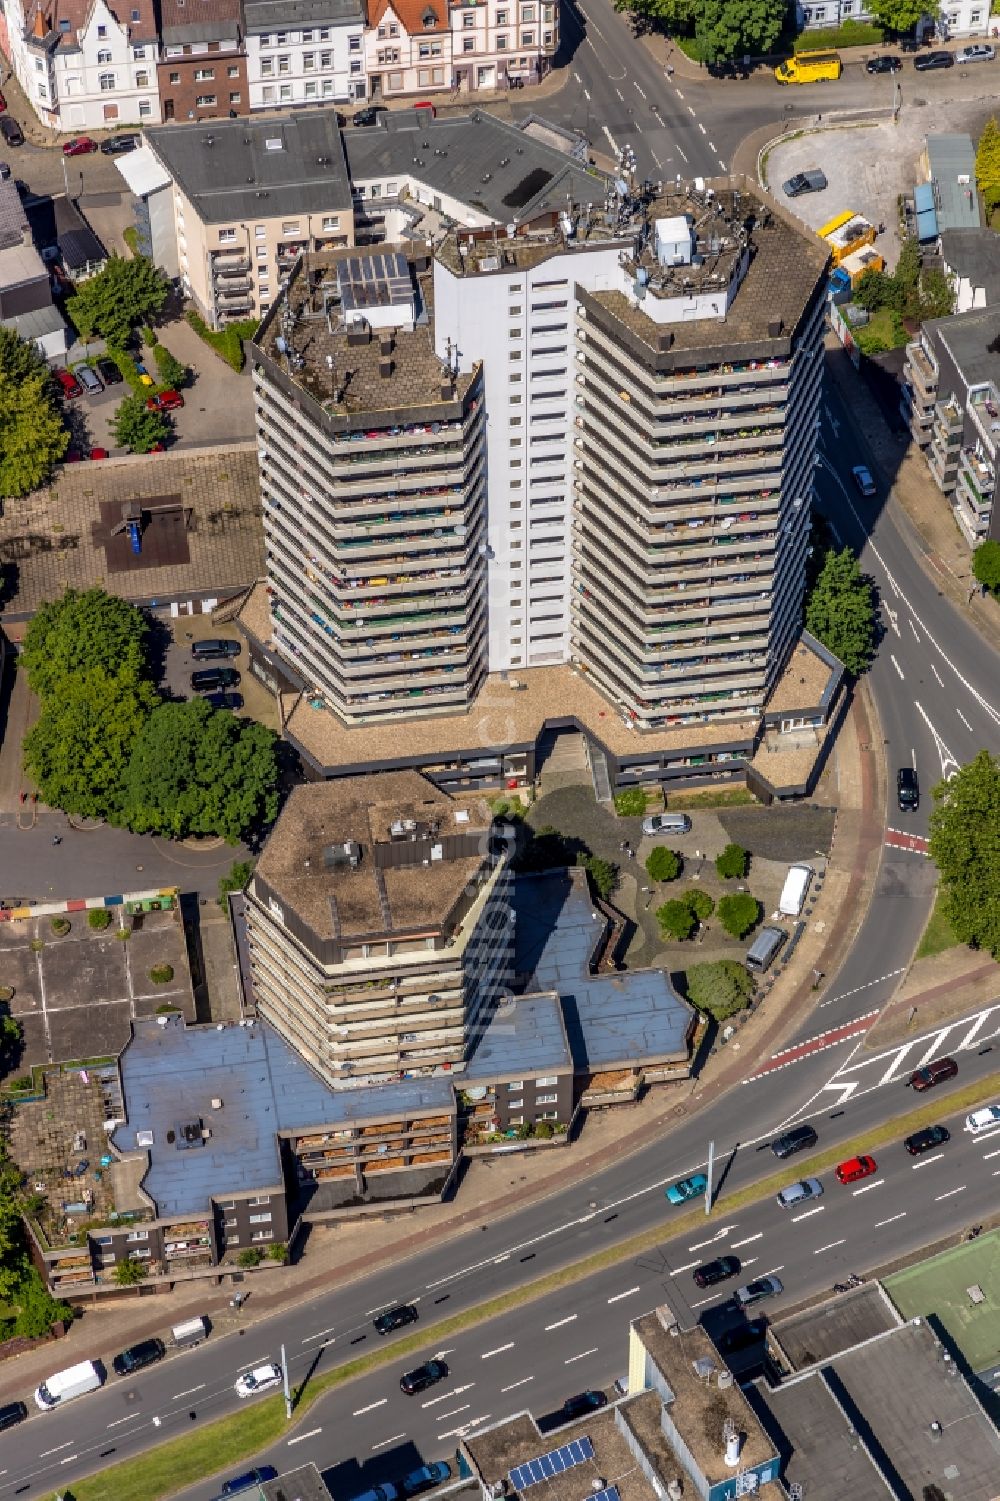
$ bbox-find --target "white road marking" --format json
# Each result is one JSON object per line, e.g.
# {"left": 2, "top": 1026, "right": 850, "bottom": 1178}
{"left": 615, "top": 86, "right": 623, "bottom": 100}
{"left": 688, "top": 1227, "right": 735, "bottom": 1251}
{"left": 791, "top": 1206, "right": 825, "bottom": 1223}
{"left": 607, "top": 1286, "right": 641, "bottom": 1304}
{"left": 931, "top": 664, "right": 944, "bottom": 686}
{"left": 439, "top": 1419, "right": 489, "bottom": 1441}
{"left": 890, "top": 654, "right": 905, "bottom": 680}
{"left": 59, "top": 1455, "right": 79, "bottom": 1466}
{"left": 698, "top": 123, "right": 706, "bottom": 134}
{"left": 372, "top": 1433, "right": 407, "bottom": 1451}
{"left": 481, "top": 1343, "right": 514, "bottom": 1359}
{"left": 761, "top": 1265, "right": 785, "bottom": 1276}
{"left": 934, "top": 1186, "right": 966, "bottom": 1201}
{"left": 40, "top": 1444, "right": 73, "bottom": 1457}
{"left": 709, "top": 141, "right": 718, "bottom": 151}
{"left": 911, "top": 1153, "right": 944, "bottom": 1169}
{"left": 909, "top": 619, "right": 920, "bottom": 642}
{"left": 172, "top": 1384, "right": 206, "bottom": 1400}
{"left": 852, "top": 1179, "right": 884, "bottom": 1196}
{"left": 501, "top": 1377, "right": 534, "bottom": 1393}
{"left": 634, "top": 81, "right": 646, "bottom": 98}
{"left": 435, "top": 1406, "right": 470, "bottom": 1421}
{"left": 982, "top": 1148, "right": 1000, "bottom": 1160}
{"left": 957, "top": 708, "right": 973, "bottom": 732}
{"left": 687, "top": 104, "right": 696, "bottom": 116}
{"left": 675, "top": 88, "right": 684, "bottom": 98}
{"left": 819, "top": 967, "right": 907, "bottom": 1008}
{"left": 602, "top": 125, "right": 620, "bottom": 160}
{"left": 675, "top": 143, "right": 689, "bottom": 162}
{"left": 671, "top": 1260, "right": 700, "bottom": 1274}
{"left": 545, "top": 1315, "right": 577, "bottom": 1331}
{"left": 107, "top": 1414, "right": 141, "bottom": 1429}
{"left": 814, "top": 1239, "right": 847, "bottom": 1254}
{"left": 564, "top": 1347, "right": 599, "bottom": 1364}
{"left": 730, "top": 1233, "right": 764, "bottom": 1249}
{"left": 422, "top": 1390, "right": 464, "bottom": 1408}
{"left": 303, "top": 1326, "right": 337, "bottom": 1344}
{"left": 875, "top": 1212, "right": 907, "bottom": 1228}
{"left": 354, "top": 1399, "right": 388, "bottom": 1416}
{"left": 690, "top": 1294, "right": 723, "bottom": 1310}
{"left": 287, "top": 1428, "right": 322, "bottom": 1446}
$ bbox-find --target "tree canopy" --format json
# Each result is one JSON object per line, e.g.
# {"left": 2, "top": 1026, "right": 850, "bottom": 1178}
{"left": 685, "top": 959, "right": 755, "bottom": 1021}
{"left": 805, "top": 546, "right": 877, "bottom": 676}
{"left": 612, "top": 0, "right": 783, "bottom": 60}
{"left": 657, "top": 898, "right": 697, "bottom": 941}
{"left": 646, "top": 846, "right": 682, "bottom": 882}
{"left": 928, "top": 750, "right": 1000, "bottom": 959}
{"left": 972, "top": 538, "right": 1000, "bottom": 595}
{"left": 976, "top": 116, "right": 1000, "bottom": 217}
{"left": 66, "top": 253, "right": 169, "bottom": 348}
{"left": 863, "top": 0, "right": 928, "bottom": 32}
{"left": 716, "top": 890, "right": 760, "bottom": 939}
{"left": 0, "top": 329, "right": 69, "bottom": 497}
{"left": 117, "top": 697, "right": 280, "bottom": 843}
{"left": 22, "top": 588, "right": 150, "bottom": 700}
{"left": 715, "top": 842, "right": 749, "bottom": 879}
{"left": 112, "top": 392, "right": 171, "bottom": 454}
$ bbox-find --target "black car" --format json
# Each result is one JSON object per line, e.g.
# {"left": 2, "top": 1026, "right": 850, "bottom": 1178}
{"left": 101, "top": 133, "right": 139, "bottom": 155}
{"left": 191, "top": 667, "right": 241, "bottom": 691}
{"left": 866, "top": 55, "right": 902, "bottom": 73}
{"left": 113, "top": 1337, "right": 166, "bottom": 1376}
{"left": 897, "top": 766, "right": 919, "bottom": 811}
{"left": 400, "top": 1358, "right": 448, "bottom": 1395}
{"left": 191, "top": 637, "right": 241, "bottom": 660}
{"left": 218, "top": 1468, "right": 279, "bottom": 1497}
{"left": 715, "top": 1318, "right": 768, "bottom": 1355}
{"left": 914, "top": 50, "right": 954, "bottom": 69}
{"left": 0, "top": 161, "right": 9, "bottom": 180}
{"left": 0, "top": 1400, "right": 27, "bottom": 1432}
{"left": 373, "top": 1302, "right": 419, "bottom": 1335}
{"left": 353, "top": 105, "right": 388, "bottom": 127}
{"left": 0, "top": 116, "right": 25, "bottom": 147}
{"left": 693, "top": 1255, "right": 741, "bottom": 1289}
{"left": 904, "top": 1124, "right": 950, "bottom": 1156}
{"left": 205, "top": 691, "right": 244, "bottom": 711}
{"left": 771, "top": 1123, "right": 818, "bottom": 1160}
{"left": 560, "top": 1390, "right": 608, "bottom": 1420}
{"left": 96, "top": 357, "right": 124, "bottom": 385}
{"left": 782, "top": 169, "right": 828, "bottom": 198}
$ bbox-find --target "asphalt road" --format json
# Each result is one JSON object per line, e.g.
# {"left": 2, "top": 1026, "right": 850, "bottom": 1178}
{"left": 4, "top": 1001, "right": 1000, "bottom": 1499}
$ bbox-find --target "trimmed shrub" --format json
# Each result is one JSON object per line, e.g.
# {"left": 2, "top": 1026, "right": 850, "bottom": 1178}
{"left": 50, "top": 917, "right": 71, "bottom": 936}
{"left": 657, "top": 899, "right": 696, "bottom": 942}
{"left": 87, "top": 909, "right": 113, "bottom": 930}
{"left": 534, "top": 1120, "right": 554, "bottom": 1139}
{"left": 717, "top": 891, "right": 760, "bottom": 940}
{"left": 715, "top": 843, "right": 749, "bottom": 880}
{"left": 237, "top": 1247, "right": 264, "bottom": 1268}
{"left": 645, "top": 846, "right": 682, "bottom": 883}
{"left": 185, "top": 309, "right": 258, "bottom": 372}
{"left": 149, "top": 964, "right": 174, "bottom": 984}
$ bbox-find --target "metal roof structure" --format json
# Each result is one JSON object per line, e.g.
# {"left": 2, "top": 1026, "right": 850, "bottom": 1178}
{"left": 336, "top": 249, "right": 412, "bottom": 314}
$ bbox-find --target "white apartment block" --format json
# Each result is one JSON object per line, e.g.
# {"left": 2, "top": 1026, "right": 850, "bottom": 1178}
{"left": 798, "top": 0, "right": 992, "bottom": 36}
{"left": 364, "top": 0, "right": 558, "bottom": 100}
{"left": 244, "top": 0, "right": 367, "bottom": 110}
{"left": 8, "top": 0, "right": 160, "bottom": 132}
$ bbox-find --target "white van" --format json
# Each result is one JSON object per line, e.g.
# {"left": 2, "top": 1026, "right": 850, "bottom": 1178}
{"left": 778, "top": 863, "right": 813, "bottom": 918}
{"left": 35, "top": 1359, "right": 103, "bottom": 1410}
{"left": 171, "top": 1314, "right": 209, "bottom": 1348}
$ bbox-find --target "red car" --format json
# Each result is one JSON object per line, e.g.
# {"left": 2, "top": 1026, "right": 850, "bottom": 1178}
{"left": 63, "top": 136, "right": 98, "bottom": 155}
{"left": 89, "top": 447, "right": 109, "bottom": 460}
{"left": 53, "top": 367, "right": 82, "bottom": 398}
{"left": 146, "top": 389, "right": 183, "bottom": 412}
{"left": 0, "top": 90, "right": 7, "bottom": 112}
{"left": 835, "top": 1155, "right": 877, "bottom": 1185}
{"left": 908, "top": 1058, "right": 958, "bottom": 1092}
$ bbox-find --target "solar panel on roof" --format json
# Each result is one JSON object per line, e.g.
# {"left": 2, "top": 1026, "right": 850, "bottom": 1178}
{"left": 591, "top": 1487, "right": 620, "bottom": 1501}
{"left": 509, "top": 1437, "right": 595, "bottom": 1492}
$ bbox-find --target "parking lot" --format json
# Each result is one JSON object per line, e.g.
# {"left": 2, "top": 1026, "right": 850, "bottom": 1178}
{"left": 162, "top": 616, "right": 279, "bottom": 733}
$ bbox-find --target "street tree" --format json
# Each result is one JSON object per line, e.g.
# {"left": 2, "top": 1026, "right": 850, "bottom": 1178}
{"left": 152, "top": 344, "right": 188, "bottom": 388}
{"left": 118, "top": 697, "right": 279, "bottom": 843}
{"left": 23, "top": 668, "right": 160, "bottom": 821}
{"left": 66, "top": 253, "right": 169, "bottom": 348}
{"left": 112, "top": 392, "right": 171, "bottom": 454}
{"left": 645, "top": 846, "right": 682, "bottom": 882}
{"left": 0, "top": 1008, "right": 23, "bottom": 1080}
{"left": 657, "top": 898, "right": 697, "bottom": 941}
{"left": 612, "top": 0, "right": 697, "bottom": 27}
{"left": 715, "top": 842, "right": 749, "bottom": 879}
{"left": 805, "top": 546, "right": 876, "bottom": 676}
{"left": 218, "top": 859, "right": 256, "bottom": 906}
{"left": 694, "top": 0, "right": 785, "bottom": 64}
{"left": 863, "top": 0, "right": 933, "bottom": 34}
{"left": 0, "top": 331, "right": 69, "bottom": 497}
{"left": 928, "top": 749, "right": 1000, "bottom": 959}
{"left": 976, "top": 116, "right": 1000, "bottom": 216}
{"left": 684, "top": 959, "right": 755, "bottom": 1021}
{"left": 22, "top": 588, "right": 150, "bottom": 700}
{"left": 972, "top": 538, "right": 1000, "bottom": 595}
{"left": 684, "top": 887, "right": 714, "bottom": 921}
{"left": 716, "top": 890, "right": 760, "bottom": 939}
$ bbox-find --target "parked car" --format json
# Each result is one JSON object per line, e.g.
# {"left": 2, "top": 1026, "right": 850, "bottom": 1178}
{"left": 401, "top": 1464, "right": 452, "bottom": 1497}
{"left": 956, "top": 42, "right": 995, "bottom": 62}
{"left": 0, "top": 90, "right": 6, "bottom": 111}
{"left": 353, "top": 105, "right": 388, "bottom": 126}
{"left": 53, "top": 367, "right": 82, "bottom": 398}
{"left": 965, "top": 1105, "right": 1000, "bottom": 1133}
{"left": 112, "top": 1338, "right": 165, "bottom": 1377}
{"left": 897, "top": 766, "right": 919, "bottom": 811}
{"left": 715, "top": 1318, "right": 768, "bottom": 1355}
{"left": 0, "top": 161, "right": 10, "bottom": 180}
{"left": 100, "top": 133, "right": 139, "bottom": 154}
{"left": 0, "top": 1400, "right": 28, "bottom": 1432}
{"left": 866, "top": 55, "right": 902, "bottom": 73}
{"left": 62, "top": 136, "right": 98, "bottom": 155}
{"left": 908, "top": 1057, "right": 957, "bottom": 1091}
{"left": 96, "top": 357, "right": 123, "bottom": 385}
{"left": 191, "top": 638, "right": 241, "bottom": 660}
{"left": 234, "top": 1362, "right": 282, "bottom": 1399}
{"left": 400, "top": 1359, "right": 448, "bottom": 1395}
{"left": 666, "top": 1173, "right": 708, "bottom": 1205}
{"left": 835, "top": 1154, "right": 877, "bottom": 1184}
{"left": 560, "top": 1390, "right": 607, "bottom": 1420}
{"left": 0, "top": 116, "right": 25, "bottom": 147}
{"left": 373, "top": 1303, "right": 419, "bottom": 1335}
{"left": 851, "top": 464, "right": 876, "bottom": 497}
{"left": 904, "top": 1125, "right": 950, "bottom": 1156}
{"left": 191, "top": 667, "right": 240, "bottom": 691}
{"left": 642, "top": 812, "right": 692, "bottom": 836}
{"left": 782, "top": 169, "right": 828, "bottom": 197}
{"left": 146, "top": 388, "right": 183, "bottom": 411}
{"left": 776, "top": 1177, "right": 823, "bottom": 1209}
{"left": 693, "top": 1256, "right": 741, "bottom": 1289}
{"left": 204, "top": 691, "right": 244, "bottom": 711}
{"left": 218, "top": 1467, "right": 279, "bottom": 1496}
{"left": 735, "top": 1277, "right": 783, "bottom": 1309}
{"left": 914, "top": 50, "right": 954, "bottom": 69}
{"left": 771, "top": 1124, "right": 818, "bottom": 1159}
{"left": 76, "top": 364, "right": 103, "bottom": 395}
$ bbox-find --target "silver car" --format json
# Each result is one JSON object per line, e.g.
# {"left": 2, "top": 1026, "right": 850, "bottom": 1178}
{"left": 735, "top": 1275, "right": 784, "bottom": 1307}
{"left": 956, "top": 43, "right": 995, "bottom": 63}
{"left": 776, "top": 1177, "right": 823, "bottom": 1209}
{"left": 76, "top": 365, "right": 103, "bottom": 395}
{"left": 641, "top": 812, "right": 692, "bottom": 836}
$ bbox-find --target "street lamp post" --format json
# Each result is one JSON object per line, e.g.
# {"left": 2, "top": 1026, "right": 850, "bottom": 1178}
{"left": 705, "top": 1139, "right": 714, "bottom": 1216}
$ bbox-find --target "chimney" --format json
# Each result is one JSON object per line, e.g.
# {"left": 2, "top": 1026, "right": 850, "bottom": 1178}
{"left": 767, "top": 317, "right": 783, "bottom": 337}
{"left": 380, "top": 333, "right": 394, "bottom": 357}
{"left": 33, "top": 4, "right": 48, "bottom": 37}
{"left": 379, "top": 357, "right": 394, "bottom": 379}
{"left": 440, "top": 380, "right": 454, "bottom": 400}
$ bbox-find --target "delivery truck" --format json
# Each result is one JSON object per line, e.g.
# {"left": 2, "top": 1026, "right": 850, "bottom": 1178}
{"left": 35, "top": 1359, "right": 103, "bottom": 1410}
{"left": 774, "top": 49, "right": 842, "bottom": 84}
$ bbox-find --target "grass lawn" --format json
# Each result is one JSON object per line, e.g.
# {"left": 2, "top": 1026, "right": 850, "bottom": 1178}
{"left": 916, "top": 889, "right": 960, "bottom": 960}
{"left": 886, "top": 1231, "right": 1000, "bottom": 1370}
{"left": 853, "top": 306, "right": 907, "bottom": 356}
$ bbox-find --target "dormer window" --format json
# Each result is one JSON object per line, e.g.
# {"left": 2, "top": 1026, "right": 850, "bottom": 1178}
{"left": 421, "top": 7, "right": 438, "bottom": 27}
{"left": 59, "top": 16, "right": 70, "bottom": 28}
{"left": 97, "top": 23, "right": 107, "bottom": 36}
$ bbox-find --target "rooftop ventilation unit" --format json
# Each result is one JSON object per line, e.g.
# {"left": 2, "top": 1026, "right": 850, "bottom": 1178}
{"left": 323, "top": 840, "right": 362, "bottom": 869}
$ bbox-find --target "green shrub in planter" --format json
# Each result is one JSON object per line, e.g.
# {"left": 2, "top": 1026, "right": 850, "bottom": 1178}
{"left": 50, "top": 917, "right": 71, "bottom": 936}
{"left": 87, "top": 909, "right": 113, "bottom": 930}
{"left": 149, "top": 963, "right": 174, "bottom": 984}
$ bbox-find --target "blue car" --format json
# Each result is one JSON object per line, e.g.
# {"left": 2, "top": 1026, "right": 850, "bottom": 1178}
{"left": 218, "top": 1467, "right": 278, "bottom": 1497}
{"left": 666, "top": 1173, "right": 708, "bottom": 1205}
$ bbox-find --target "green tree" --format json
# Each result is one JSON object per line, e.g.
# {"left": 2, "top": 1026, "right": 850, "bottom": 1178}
{"left": 267, "top": 1241, "right": 290, "bottom": 1263}
{"left": 657, "top": 898, "right": 697, "bottom": 941}
{"left": 693, "top": 0, "right": 785, "bottom": 64}
{"left": 917, "top": 267, "right": 955, "bottom": 321}
{"left": 237, "top": 1247, "right": 264, "bottom": 1268}
{"left": 805, "top": 547, "right": 876, "bottom": 676}
{"left": 0, "top": 1007, "right": 23, "bottom": 1080}
{"left": 928, "top": 749, "right": 1000, "bottom": 958}
{"left": 685, "top": 959, "right": 755, "bottom": 1021}
{"left": 114, "top": 1256, "right": 148, "bottom": 1287}
{"left": 577, "top": 852, "right": 619, "bottom": 900}
{"left": 717, "top": 890, "right": 760, "bottom": 939}
{"left": 152, "top": 344, "right": 188, "bottom": 388}
{"left": 0, "top": 332, "right": 69, "bottom": 498}
{"left": 645, "top": 846, "right": 682, "bottom": 882}
{"left": 21, "top": 587, "right": 150, "bottom": 700}
{"left": 863, "top": 0, "right": 933, "bottom": 34}
{"left": 853, "top": 268, "right": 899, "bottom": 313}
{"left": 219, "top": 859, "right": 256, "bottom": 906}
{"left": 715, "top": 842, "right": 749, "bottom": 879}
{"left": 972, "top": 538, "right": 1000, "bottom": 595}
{"left": 66, "top": 253, "right": 169, "bottom": 348}
{"left": 9, "top": 1267, "right": 73, "bottom": 1338}
{"left": 976, "top": 115, "right": 1000, "bottom": 215}
{"left": 112, "top": 392, "right": 171, "bottom": 454}
{"left": 119, "top": 698, "right": 279, "bottom": 843}
{"left": 24, "top": 669, "right": 159, "bottom": 820}
{"left": 683, "top": 887, "right": 714, "bottom": 921}
{"left": 0, "top": 1156, "right": 26, "bottom": 1302}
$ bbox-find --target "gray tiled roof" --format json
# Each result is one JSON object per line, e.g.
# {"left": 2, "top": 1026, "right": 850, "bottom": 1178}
{"left": 243, "top": 0, "right": 363, "bottom": 30}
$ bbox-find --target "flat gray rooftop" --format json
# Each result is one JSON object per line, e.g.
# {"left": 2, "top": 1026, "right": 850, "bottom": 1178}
{"left": 261, "top": 1463, "right": 332, "bottom": 1501}
{"left": 513, "top": 873, "right": 694, "bottom": 1069}
{"left": 927, "top": 133, "right": 981, "bottom": 232}
{"left": 929, "top": 304, "right": 1000, "bottom": 393}
{"left": 770, "top": 1283, "right": 900, "bottom": 1371}
{"left": 464, "top": 991, "right": 572, "bottom": 1081}
{"left": 114, "top": 1014, "right": 453, "bottom": 1216}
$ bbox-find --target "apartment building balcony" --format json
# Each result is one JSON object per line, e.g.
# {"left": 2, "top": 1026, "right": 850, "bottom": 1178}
{"left": 959, "top": 446, "right": 995, "bottom": 498}
{"left": 212, "top": 253, "right": 251, "bottom": 277}
{"left": 969, "top": 392, "right": 1000, "bottom": 450}
{"left": 927, "top": 441, "right": 958, "bottom": 494}
{"left": 935, "top": 395, "right": 964, "bottom": 437}
{"left": 904, "top": 340, "right": 938, "bottom": 398}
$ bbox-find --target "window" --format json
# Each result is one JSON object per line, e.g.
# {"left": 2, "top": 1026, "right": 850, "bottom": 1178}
{"left": 349, "top": 34, "right": 361, "bottom": 51}
{"left": 259, "top": 32, "right": 272, "bottom": 45}
{"left": 251, "top": 1229, "right": 274, "bottom": 1242}
{"left": 218, "top": 1200, "right": 236, "bottom": 1210}
{"left": 255, "top": 225, "right": 267, "bottom": 238}
{"left": 132, "top": 44, "right": 146, "bottom": 59}
{"left": 389, "top": 70, "right": 403, "bottom": 88}
{"left": 97, "top": 22, "right": 108, "bottom": 36}
{"left": 497, "top": 34, "right": 508, "bottom": 47}
{"left": 322, "top": 215, "right": 340, "bottom": 230}
{"left": 521, "top": 3, "right": 535, "bottom": 17}
{"left": 539, "top": 1110, "right": 558, "bottom": 1121}
{"left": 281, "top": 221, "right": 301, "bottom": 234}
{"left": 507, "top": 1080, "right": 524, "bottom": 1091}
{"left": 279, "top": 83, "right": 292, "bottom": 100}
{"left": 521, "top": 30, "right": 535, "bottom": 44}
{"left": 99, "top": 71, "right": 116, "bottom": 90}
{"left": 277, "top": 54, "right": 290, "bottom": 72}
{"left": 126, "top": 1229, "right": 149, "bottom": 1241}
{"left": 303, "top": 51, "right": 314, "bottom": 68}
{"left": 509, "top": 328, "right": 521, "bottom": 339}
{"left": 131, "top": 7, "right": 141, "bottom": 17}
{"left": 58, "top": 16, "right": 70, "bottom": 28}
{"left": 320, "top": 49, "right": 332, "bottom": 65}
{"left": 261, "top": 56, "right": 273, "bottom": 74}
{"left": 276, "top": 31, "right": 287, "bottom": 42}
{"left": 302, "top": 28, "right": 312, "bottom": 39}
{"left": 536, "top": 1093, "right": 558, "bottom": 1104}
{"left": 262, "top": 84, "right": 275, "bottom": 101}
{"left": 196, "top": 93, "right": 217, "bottom": 105}
{"left": 507, "top": 1098, "right": 523, "bottom": 1110}
{"left": 463, "top": 10, "right": 476, "bottom": 24}
{"left": 537, "top": 1075, "right": 558, "bottom": 1086}
{"left": 305, "top": 80, "right": 317, "bottom": 97}
{"left": 139, "top": 97, "right": 152, "bottom": 116}
{"left": 497, "top": 7, "right": 508, "bottom": 18}
{"left": 229, "top": 91, "right": 241, "bottom": 103}
{"left": 350, "top": 59, "right": 362, "bottom": 73}
{"left": 135, "top": 69, "right": 148, "bottom": 85}
{"left": 248, "top": 1212, "right": 272, "bottom": 1224}
{"left": 169, "top": 70, "right": 180, "bottom": 82}
{"left": 194, "top": 67, "right": 215, "bottom": 80}
{"left": 228, "top": 64, "right": 239, "bottom": 76}
{"left": 320, "top": 27, "right": 330, "bottom": 39}
{"left": 93, "top": 1234, "right": 113, "bottom": 1245}
{"left": 218, "top": 228, "right": 237, "bottom": 242}
{"left": 509, "top": 1116, "right": 523, "bottom": 1126}
{"left": 462, "top": 36, "right": 475, "bottom": 50}
{"left": 97, "top": 47, "right": 112, "bottom": 63}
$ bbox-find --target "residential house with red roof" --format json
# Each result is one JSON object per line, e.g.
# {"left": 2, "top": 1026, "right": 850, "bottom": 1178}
{"left": 7, "top": 0, "right": 159, "bottom": 130}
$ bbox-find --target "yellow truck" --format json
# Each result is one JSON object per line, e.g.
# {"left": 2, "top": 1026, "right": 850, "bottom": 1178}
{"left": 818, "top": 210, "right": 877, "bottom": 267}
{"left": 774, "top": 49, "right": 843, "bottom": 84}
